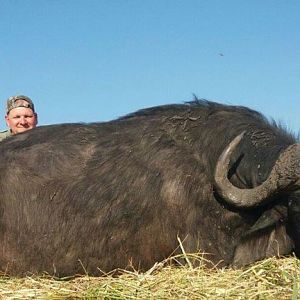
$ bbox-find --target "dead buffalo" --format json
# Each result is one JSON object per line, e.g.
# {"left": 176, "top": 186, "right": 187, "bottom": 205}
{"left": 0, "top": 99, "right": 299, "bottom": 276}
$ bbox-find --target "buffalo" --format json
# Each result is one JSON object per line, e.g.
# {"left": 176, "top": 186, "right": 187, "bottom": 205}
{"left": 0, "top": 99, "right": 299, "bottom": 276}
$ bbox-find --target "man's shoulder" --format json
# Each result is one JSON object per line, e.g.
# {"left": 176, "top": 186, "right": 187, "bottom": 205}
{"left": 0, "top": 130, "right": 11, "bottom": 141}
{"left": 0, "top": 129, "right": 9, "bottom": 136}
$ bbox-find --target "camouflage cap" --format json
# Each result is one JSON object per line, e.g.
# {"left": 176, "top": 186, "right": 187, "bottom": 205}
{"left": 6, "top": 95, "right": 35, "bottom": 114}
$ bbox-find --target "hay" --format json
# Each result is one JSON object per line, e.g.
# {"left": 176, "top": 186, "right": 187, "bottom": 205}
{"left": 0, "top": 256, "right": 299, "bottom": 299}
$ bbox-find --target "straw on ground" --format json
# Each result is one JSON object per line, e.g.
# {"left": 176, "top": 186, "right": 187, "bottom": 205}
{"left": 0, "top": 255, "right": 299, "bottom": 299}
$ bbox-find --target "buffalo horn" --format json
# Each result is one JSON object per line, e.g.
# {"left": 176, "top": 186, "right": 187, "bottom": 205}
{"left": 214, "top": 132, "right": 300, "bottom": 208}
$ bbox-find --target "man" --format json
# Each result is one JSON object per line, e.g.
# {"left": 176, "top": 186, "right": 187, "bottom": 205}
{"left": 0, "top": 95, "right": 38, "bottom": 142}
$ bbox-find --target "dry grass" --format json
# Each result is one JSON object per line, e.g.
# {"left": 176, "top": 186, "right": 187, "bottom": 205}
{"left": 0, "top": 255, "right": 299, "bottom": 299}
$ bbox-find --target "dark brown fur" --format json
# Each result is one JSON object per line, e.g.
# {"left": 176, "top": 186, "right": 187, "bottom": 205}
{"left": 0, "top": 99, "right": 298, "bottom": 276}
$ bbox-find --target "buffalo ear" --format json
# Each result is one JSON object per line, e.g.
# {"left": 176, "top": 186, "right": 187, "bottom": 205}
{"left": 244, "top": 206, "right": 287, "bottom": 237}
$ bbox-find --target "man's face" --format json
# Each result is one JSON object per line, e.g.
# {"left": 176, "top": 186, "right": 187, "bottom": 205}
{"left": 5, "top": 106, "right": 38, "bottom": 134}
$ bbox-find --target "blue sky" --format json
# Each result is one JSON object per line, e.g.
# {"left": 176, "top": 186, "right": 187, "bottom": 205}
{"left": 1, "top": 1, "right": 299, "bottom": 133}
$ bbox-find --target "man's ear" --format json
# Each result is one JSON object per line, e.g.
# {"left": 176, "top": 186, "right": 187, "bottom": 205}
{"left": 5, "top": 115, "right": 9, "bottom": 127}
{"left": 35, "top": 113, "right": 38, "bottom": 125}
